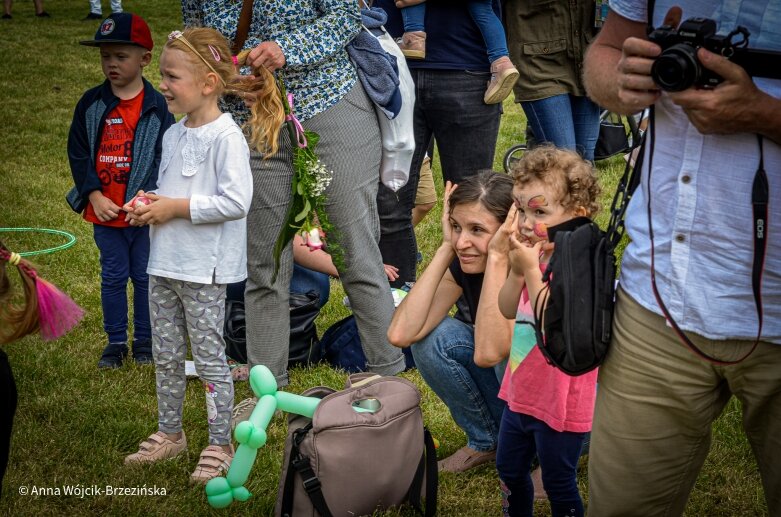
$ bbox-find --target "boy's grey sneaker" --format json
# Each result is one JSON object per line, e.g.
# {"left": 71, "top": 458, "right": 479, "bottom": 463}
{"left": 98, "top": 342, "right": 128, "bottom": 369}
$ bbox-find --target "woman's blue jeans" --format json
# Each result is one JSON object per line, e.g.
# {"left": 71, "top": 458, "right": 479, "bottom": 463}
{"left": 521, "top": 94, "right": 601, "bottom": 161}
{"left": 227, "top": 264, "right": 329, "bottom": 309}
{"left": 410, "top": 317, "right": 505, "bottom": 451}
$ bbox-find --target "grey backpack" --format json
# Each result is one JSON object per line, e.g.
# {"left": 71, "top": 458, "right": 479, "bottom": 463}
{"left": 275, "top": 374, "right": 437, "bottom": 517}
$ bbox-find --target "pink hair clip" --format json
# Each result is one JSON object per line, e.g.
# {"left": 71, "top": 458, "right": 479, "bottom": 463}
{"left": 231, "top": 55, "right": 238, "bottom": 66}
{"left": 208, "top": 44, "right": 221, "bottom": 62}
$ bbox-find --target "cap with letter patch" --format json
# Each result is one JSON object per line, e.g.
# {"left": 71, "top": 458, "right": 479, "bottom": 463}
{"left": 80, "top": 12, "right": 154, "bottom": 51}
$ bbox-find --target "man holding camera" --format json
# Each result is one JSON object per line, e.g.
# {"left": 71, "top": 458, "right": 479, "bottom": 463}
{"left": 583, "top": 1, "right": 781, "bottom": 515}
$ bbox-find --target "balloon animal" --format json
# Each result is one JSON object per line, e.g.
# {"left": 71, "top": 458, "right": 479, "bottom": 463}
{"left": 205, "top": 365, "right": 321, "bottom": 509}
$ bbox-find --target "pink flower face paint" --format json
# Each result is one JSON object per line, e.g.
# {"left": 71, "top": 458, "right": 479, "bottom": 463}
{"left": 532, "top": 222, "right": 548, "bottom": 240}
{"left": 527, "top": 195, "right": 548, "bottom": 209}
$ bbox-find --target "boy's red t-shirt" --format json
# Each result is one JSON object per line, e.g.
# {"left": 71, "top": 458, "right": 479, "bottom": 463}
{"left": 84, "top": 89, "right": 145, "bottom": 227}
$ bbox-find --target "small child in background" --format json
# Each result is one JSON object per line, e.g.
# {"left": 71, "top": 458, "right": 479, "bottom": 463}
{"left": 67, "top": 12, "right": 175, "bottom": 369}
{"left": 395, "top": 0, "right": 518, "bottom": 104}
{"left": 122, "top": 27, "right": 255, "bottom": 484}
{"left": 495, "top": 146, "right": 601, "bottom": 517}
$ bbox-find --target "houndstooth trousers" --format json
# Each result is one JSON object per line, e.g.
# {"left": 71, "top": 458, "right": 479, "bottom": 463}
{"left": 243, "top": 83, "right": 406, "bottom": 387}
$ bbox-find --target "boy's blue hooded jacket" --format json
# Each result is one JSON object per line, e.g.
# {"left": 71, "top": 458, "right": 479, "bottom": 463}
{"left": 66, "top": 78, "right": 174, "bottom": 213}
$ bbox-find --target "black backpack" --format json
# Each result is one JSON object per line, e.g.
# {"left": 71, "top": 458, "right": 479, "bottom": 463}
{"left": 533, "top": 218, "right": 616, "bottom": 375}
{"left": 532, "top": 137, "right": 643, "bottom": 376}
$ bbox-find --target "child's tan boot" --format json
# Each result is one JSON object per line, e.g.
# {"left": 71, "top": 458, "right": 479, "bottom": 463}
{"left": 485, "top": 56, "right": 520, "bottom": 104}
{"left": 398, "top": 31, "right": 426, "bottom": 60}
{"left": 124, "top": 431, "right": 187, "bottom": 465}
{"left": 190, "top": 444, "right": 234, "bottom": 484}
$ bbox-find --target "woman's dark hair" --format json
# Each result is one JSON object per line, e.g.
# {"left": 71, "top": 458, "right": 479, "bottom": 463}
{"left": 448, "top": 170, "right": 514, "bottom": 224}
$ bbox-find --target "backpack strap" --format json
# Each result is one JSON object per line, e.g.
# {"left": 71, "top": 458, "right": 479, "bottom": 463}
{"left": 405, "top": 428, "right": 438, "bottom": 516}
{"left": 281, "top": 423, "right": 334, "bottom": 517}
{"left": 231, "top": 0, "right": 254, "bottom": 56}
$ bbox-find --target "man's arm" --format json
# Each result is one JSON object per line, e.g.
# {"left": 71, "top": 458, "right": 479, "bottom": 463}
{"left": 583, "top": 10, "right": 660, "bottom": 115}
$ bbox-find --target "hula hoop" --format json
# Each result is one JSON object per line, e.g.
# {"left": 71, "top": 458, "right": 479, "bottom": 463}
{"left": 0, "top": 228, "right": 77, "bottom": 257}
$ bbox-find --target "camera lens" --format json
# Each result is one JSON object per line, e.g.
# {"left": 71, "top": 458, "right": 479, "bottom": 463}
{"left": 651, "top": 44, "right": 700, "bottom": 91}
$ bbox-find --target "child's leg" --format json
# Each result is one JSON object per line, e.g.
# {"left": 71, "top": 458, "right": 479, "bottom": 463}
{"left": 529, "top": 414, "right": 586, "bottom": 517}
{"left": 496, "top": 407, "right": 537, "bottom": 517}
{"left": 149, "top": 276, "right": 189, "bottom": 436}
{"left": 400, "top": 3, "right": 425, "bottom": 33}
{"left": 124, "top": 275, "right": 188, "bottom": 465}
{"left": 468, "top": 0, "right": 518, "bottom": 104}
{"left": 466, "top": 0, "right": 508, "bottom": 63}
{"left": 184, "top": 282, "right": 233, "bottom": 446}
{"left": 127, "top": 226, "right": 152, "bottom": 361}
{"left": 93, "top": 225, "right": 131, "bottom": 367}
{"left": 398, "top": 1, "right": 426, "bottom": 59}
{"left": 110, "top": 0, "right": 122, "bottom": 13}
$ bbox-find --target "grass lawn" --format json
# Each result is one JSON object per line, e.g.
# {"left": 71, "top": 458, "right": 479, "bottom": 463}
{"left": 0, "top": 1, "right": 766, "bottom": 515}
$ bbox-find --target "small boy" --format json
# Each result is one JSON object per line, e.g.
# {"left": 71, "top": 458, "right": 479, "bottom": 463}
{"left": 66, "top": 12, "right": 174, "bottom": 369}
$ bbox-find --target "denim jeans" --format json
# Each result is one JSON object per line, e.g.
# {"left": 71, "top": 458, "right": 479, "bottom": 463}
{"left": 227, "top": 264, "right": 330, "bottom": 309}
{"left": 400, "top": 4, "right": 425, "bottom": 32}
{"left": 497, "top": 409, "right": 586, "bottom": 517}
{"left": 410, "top": 317, "right": 505, "bottom": 451}
{"left": 92, "top": 224, "right": 151, "bottom": 344}
{"left": 467, "top": 0, "right": 509, "bottom": 63}
{"left": 89, "top": 0, "right": 122, "bottom": 15}
{"left": 378, "top": 69, "right": 501, "bottom": 286}
{"left": 521, "top": 94, "right": 601, "bottom": 161}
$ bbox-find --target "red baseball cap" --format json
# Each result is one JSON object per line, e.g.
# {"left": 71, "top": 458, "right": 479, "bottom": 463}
{"left": 80, "top": 12, "right": 154, "bottom": 51}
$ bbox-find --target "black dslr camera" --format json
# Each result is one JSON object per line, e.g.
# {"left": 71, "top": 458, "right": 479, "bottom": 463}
{"left": 648, "top": 17, "right": 781, "bottom": 92}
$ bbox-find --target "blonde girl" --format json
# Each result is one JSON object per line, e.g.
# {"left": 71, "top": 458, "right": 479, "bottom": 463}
{"left": 122, "top": 28, "right": 259, "bottom": 484}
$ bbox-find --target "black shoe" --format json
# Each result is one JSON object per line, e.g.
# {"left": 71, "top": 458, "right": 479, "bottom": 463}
{"left": 98, "top": 342, "right": 128, "bottom": 369}
{"left": 35, "top": 11, "right": 50, "bottom": 17}
{"left": 132, "top": 339, "right": 154, "bottom": 365}
{"left": 1, "top": 14, "right": 11, "bottom": 19}
{"left": 83, "top": 12, "right": 102, "bottom": 20}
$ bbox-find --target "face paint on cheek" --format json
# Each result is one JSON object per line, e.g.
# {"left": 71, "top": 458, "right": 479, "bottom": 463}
{"left": 533, "top": 222, "right": 548, "bottom": 239}
{"left": 527, "top": 195, "right": 548, "bottom": 209}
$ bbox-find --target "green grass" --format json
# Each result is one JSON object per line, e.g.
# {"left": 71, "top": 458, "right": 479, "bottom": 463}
{"left": 0, "top": 1, "right": 766, "bottom": 515}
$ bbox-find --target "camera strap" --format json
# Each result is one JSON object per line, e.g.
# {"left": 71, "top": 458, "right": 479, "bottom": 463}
{"left": 646, "top": 0, "right": 656, "bottom": 34}
{"left": 646, "top": 107, "right": 767, "bottom": 364}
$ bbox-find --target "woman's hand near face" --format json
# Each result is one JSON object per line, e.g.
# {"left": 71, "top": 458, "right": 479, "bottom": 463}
{"left": 487, "top": 204, "right": 518, "bottom": 259}
{"left": 474, "top": 204, "right": 517, "bottom": 368}
{"left": 440, "top": 181, "right": 457, "bottom": 249}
